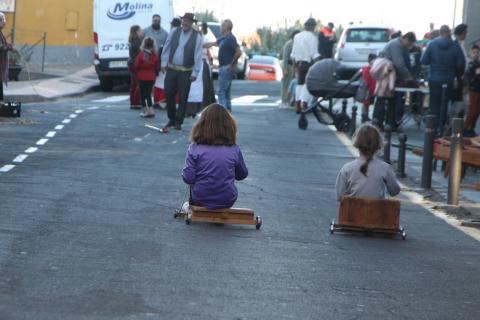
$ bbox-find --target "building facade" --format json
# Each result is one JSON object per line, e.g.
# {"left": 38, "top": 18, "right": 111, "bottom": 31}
{"left": 3, "top": 0, "right": 94, "bottom": 64}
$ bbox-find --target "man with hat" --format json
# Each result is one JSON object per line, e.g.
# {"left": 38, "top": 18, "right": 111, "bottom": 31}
{"left": 290, "top": 17, "right": 320, "bottom": 113}
{"left": 161, "top": 13, "right": 203, "bottom": 130}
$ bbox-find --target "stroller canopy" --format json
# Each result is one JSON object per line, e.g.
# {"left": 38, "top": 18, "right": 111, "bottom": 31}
{"left": 306, "top": 59, "right": 358, "bottom": 98}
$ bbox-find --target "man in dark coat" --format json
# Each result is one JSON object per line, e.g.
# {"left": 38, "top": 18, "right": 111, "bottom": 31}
{"left": 422, "top": 25, "right": 466, "bottom": 136}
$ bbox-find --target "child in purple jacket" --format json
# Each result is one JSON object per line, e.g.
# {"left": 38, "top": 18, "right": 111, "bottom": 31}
{"left": 182, "top": 103, "right": 248, "bottom": 209}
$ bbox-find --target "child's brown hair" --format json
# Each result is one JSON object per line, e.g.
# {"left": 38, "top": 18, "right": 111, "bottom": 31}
{"left": 353, "top": 124, "right": 384, "bottom": 176}
{"left": 141, "top": 37, "right": 155, "bottom": 51}
{"left": 191, "top": 103, "right": 237, "bottom": 146}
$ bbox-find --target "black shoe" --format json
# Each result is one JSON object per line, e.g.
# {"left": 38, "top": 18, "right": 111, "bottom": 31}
{"left": 463, "top": 130, "right": 476, "bottom": 137}
{"left": 164, "top": 120, "right": 175, "bottom": 129}
{"left": 153, "top": 103, "right": 161, "bottom": 109}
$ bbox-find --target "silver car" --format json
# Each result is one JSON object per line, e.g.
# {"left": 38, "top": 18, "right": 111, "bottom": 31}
{"left": 335, "top": 24, "right": 393, "bottom": 77}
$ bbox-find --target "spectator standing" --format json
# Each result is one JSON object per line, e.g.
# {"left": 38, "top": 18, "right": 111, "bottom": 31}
{"left": 280, "top": 30, "right": 299, "bottom": 108}
{"left": 421, "top": 25, "right": 465, "bottom": 136}
{"left": 134, "top": 37, "right": 159, "bottom": 118}
{"left": 423, "top": 23, "right": 435, "bottom": 40}
{"left": 318, "top": 22, "right": 337, "bottom": 59}
{"left": 290, "top": 18, "right": 320, "bottom": 113}
{"left": 128, "top": 25, "right": 144, "bottom": 110}
{"left": 144, "top": 14, "right": 169, "bottom": 109}
{"left": 463, "top": 45, "right": 480, "bottom": 137}
{"left": 0, "top": 12, "right": 14, "bottom": 101}
{"left": 200, "top": 22, "right": 216, "bottom": 108}
{"left": 360, "top": 53, "right": 377, "bottom": 122}
{"left": 161, "top": 13, "right": 203, "bottom": 130}
{"left": 373, "top": 32, "right": 416, "bottom": 128}
{"left": 205, "top": 19, "right": 242, "bottom": 112}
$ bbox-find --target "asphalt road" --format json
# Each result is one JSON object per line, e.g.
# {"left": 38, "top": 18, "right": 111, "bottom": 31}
{"left": 0, "top": 81, "right": 479, "bottom": 319}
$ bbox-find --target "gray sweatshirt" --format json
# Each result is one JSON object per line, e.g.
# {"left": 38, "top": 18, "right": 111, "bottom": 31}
{"left": 335, "top": 158, "right": 401, "bottom": 201}
{"left": 380, "top": 38, "right": 411, "bottom": 80}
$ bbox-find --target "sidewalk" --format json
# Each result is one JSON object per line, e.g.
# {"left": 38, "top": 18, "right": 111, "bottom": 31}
{"left": 5, "top": 65, "right": 99, "bottom": 103}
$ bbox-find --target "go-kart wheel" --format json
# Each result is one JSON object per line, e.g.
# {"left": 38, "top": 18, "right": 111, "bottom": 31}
{"left": 298, "top": 114, "right": 308, "bottom": 130}
{"left": 255, "top": 216, "right": 262, "bottom": 230}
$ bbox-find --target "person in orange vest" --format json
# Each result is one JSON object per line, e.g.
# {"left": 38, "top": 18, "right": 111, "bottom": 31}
{"left": 318, "top": 22, "right": 337, "bottom": 59}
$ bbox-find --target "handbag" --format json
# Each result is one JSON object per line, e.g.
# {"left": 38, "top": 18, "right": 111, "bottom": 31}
{"left": 355, "top": 77, "right": 369, "bottom": 103}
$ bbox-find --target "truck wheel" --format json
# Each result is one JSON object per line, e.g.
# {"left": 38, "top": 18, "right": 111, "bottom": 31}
{"left": 99, "top": 77, "right": 113, "bottom": 92}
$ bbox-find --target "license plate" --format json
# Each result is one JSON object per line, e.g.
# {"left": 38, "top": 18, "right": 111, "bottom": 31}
{"left": 109, "top": 60, "right": 128, "bottom": 68}
{"left": 250, "top": 69, "right": 266, "bottom": 74}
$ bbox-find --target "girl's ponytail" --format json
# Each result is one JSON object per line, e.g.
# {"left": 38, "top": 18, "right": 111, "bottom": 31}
{"left": 353, "top": 124, "right": 384, "bottom": 176}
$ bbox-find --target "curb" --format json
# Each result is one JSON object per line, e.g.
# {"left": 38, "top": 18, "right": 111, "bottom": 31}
{"left": 5, "top": 84, "right": 100, "bottom": 104}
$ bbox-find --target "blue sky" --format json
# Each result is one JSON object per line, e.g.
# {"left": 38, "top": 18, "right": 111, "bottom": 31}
{"left": 174, "top": 0, "right": 463, "bottom": 36}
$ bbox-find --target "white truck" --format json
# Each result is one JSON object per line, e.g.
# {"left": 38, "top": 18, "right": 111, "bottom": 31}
{"left": 93, "top": 0, "right": 174, "bottom": 91}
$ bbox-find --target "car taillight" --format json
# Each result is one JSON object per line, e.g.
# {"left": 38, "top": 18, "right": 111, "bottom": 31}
{"left": 94, "top": 32, "right": 98, "bottom": 44}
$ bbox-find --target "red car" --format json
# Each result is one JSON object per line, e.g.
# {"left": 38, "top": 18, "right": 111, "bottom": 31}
{"left": 246, "top": 55, "right": 283, "bottom": 81}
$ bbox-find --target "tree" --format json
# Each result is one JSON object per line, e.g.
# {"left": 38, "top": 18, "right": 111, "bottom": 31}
{"left": 195, "top": 10, "right": 219, "bottom": 23}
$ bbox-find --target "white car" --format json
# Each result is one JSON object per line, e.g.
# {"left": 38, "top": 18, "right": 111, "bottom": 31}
{"left": 335, "top": 24, "right": 394, "bottom": 78}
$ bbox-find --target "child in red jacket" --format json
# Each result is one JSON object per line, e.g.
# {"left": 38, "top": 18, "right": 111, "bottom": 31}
{"left": 361, "top": 53, "right": 377, "bottom": 122}
{"left": 134, "top": 37, "right": 159, "bottom": 118}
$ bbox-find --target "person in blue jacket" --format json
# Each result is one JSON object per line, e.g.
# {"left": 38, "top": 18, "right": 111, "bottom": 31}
{"left": 421, "top": 25, "right": 466, "bottom": 137}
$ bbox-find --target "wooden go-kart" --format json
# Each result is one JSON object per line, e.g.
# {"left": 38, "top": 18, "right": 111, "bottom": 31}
{"left": 174, "top": 205, "right": 262, "bottom": 230}
{"left": 330, "top": 196, "right": 406, "bottom": 239}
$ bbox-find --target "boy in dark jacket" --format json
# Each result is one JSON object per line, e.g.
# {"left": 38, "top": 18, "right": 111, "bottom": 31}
{"left": 421, "top": 25, "right": 465, "bottom": 136}
{"left": 464, "top": 45, "right": 480, "bottom": 137}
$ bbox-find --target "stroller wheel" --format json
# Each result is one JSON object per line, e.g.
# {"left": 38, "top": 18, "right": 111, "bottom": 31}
{"left": 298, "top": 114, "right": 308, "bottom": 130}
{"left": 334, "top": 114, "right": 351, "bottom": 132}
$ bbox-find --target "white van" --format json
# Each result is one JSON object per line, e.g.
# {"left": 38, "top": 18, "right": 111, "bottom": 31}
{"left": 93, "top": 0, "right": 174, "bottom": 91}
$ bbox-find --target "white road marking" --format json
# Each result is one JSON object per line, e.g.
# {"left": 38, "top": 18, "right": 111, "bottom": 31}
{"left": 54, "top": 125, "right": 64, "bottom": 130}
{"left": 75, "top": 110, "right": 84, "bottom": 114}
{"left": 69, "top": 114, "right": 78, "bottom": 119}
{"left": 92, "top": 96, "right": 129, "bottom": 103}
{"left": 13, "top": 154, "right": 28, "bottom": 163}
{"left": 88, "top": 106, "right": 99, "bottom": 110}
{"left": 36, "top": 139, "right": 49, "bottom": 146}
{"left": 231, "top": 95, "right": 268, "bottom": 104}
{"left": 0, "top": 165, "right": 15, "bottom": 173}
{"left": 62, "top": 119, "right": 71, "bottom": 124}
{"left": 25, "top": 147, "right": 38, "bottom": 154}
{"left": 46, "top": 131, "right": 56, "bottom": 138}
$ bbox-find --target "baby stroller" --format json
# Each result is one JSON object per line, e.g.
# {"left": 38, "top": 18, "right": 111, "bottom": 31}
{"left": 298, "top": 59, "right": 360, "bottom": 131}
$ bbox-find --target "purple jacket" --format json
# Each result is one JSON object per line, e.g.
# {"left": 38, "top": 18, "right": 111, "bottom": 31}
{"left": 182, "top": 144, "right": 248, "bottom": 209}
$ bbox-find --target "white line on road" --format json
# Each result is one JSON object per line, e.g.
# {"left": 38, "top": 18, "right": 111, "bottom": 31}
{"left": 92, "top": 96, "right": 129, "bottom": 103}
{"left": 69, "top": 114, "right": 78, "bottom": 119}
{"left": 54, "top": 125, "right": 64, "bottom": 130}
{"left": 25, "top": 147, "right": 38, "bottom": 154}
{"left": 36, "top": 139, "right": 49, "bottom": 146}
{"left": 0, "top": 165, "right": 15, "bottom": 173}
{"left": 75, "top": 110, "right": 84, "bottom": 114}
{"left": 88, "top": 106, "right": 99, "bottom": 110}
{"left": 62, "top": 119, "right": 71, "bottom": 124}
{"left": 231, "top": 95, "right": 268, "bottom": 104}
{"left": 13, "top": 154, "right": 28, "bottom": 163}
{"left": 46, "top": 131, "right": 56, "bottom": 138}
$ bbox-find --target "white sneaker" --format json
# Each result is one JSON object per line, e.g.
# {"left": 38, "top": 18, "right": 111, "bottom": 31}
{"left": 181, "top": 201, "right": 191, "bottom": 214}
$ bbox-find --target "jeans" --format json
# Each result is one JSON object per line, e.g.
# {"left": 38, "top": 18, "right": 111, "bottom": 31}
{"left": 428, "top": 81, "right": 453, "bottom": 136}
{"left": 218, "top": 66, "right": 235, "bottom": 111}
